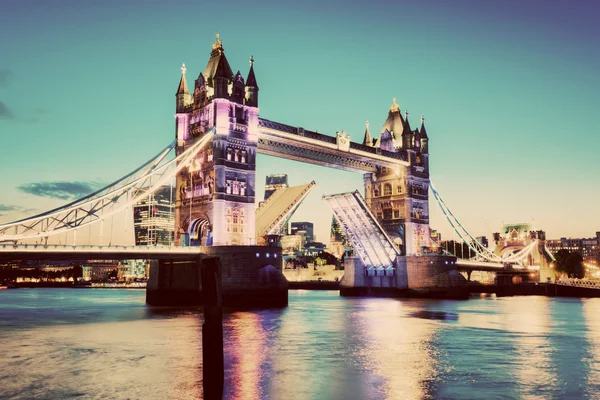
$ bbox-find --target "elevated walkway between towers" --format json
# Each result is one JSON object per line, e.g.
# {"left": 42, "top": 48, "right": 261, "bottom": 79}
{"left": 255, "top": 181, "right": 316, "bottom": 243}
{"left": 323, "top": 191, "right": 399, "bottom": 269}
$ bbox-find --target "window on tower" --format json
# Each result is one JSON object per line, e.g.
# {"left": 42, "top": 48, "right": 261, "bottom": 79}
{"left": 226, "top": 148, "right": 233, "bottom": 161}
{"left": 383, "top": 183, "right": 392, "bottom": 196}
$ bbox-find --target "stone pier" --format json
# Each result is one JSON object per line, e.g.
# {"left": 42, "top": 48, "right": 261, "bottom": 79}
{"left": 339, "top": 255, "right": 468, "bottom": 299}
{"left": 146, "top": 246, "right": 288, "bottom": 308}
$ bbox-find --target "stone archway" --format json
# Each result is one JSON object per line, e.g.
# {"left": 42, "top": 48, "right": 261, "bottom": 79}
{"left": 189, "top": 217, "right": 211, "bottom": 246}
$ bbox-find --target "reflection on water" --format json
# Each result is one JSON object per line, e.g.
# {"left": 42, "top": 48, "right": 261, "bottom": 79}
{"left": 3, "top": 289, "right": 600, "bottom": 399}
{"left": 224, "top": 312, "right": 266, "bottom": 399}
{"left": 499, "top": 296, "right": 554, "bottom": 398}
{"left": 582, "top": 299, "right": 600, "bottom": 397}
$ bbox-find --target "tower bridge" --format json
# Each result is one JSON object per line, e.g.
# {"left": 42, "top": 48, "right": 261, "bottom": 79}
{"left": 0, "top": 34, "right": 549, "bottom": 304}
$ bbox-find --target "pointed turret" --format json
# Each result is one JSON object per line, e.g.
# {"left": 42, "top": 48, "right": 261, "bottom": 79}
{"left": 245, "top": 55, "right": 259, "bottom": 107}
{"left": 213, "top": 53, "right": 232, "bottom": 99}
{"left": 362, "top": 120, "right": 373, "bottom": 146}
{"left": 420, "top": 115, "right": 429, "bottom": 153}
{"left": 203, "top": 33, "right": 233, "bottom": 89}
{"left": 176, "top": 63, "right": 192, "bottom": 112}
{"left": 381, "top": 98, "right": 405, "bottom": 147}
{"left": 402, "top": 110, "right": 413, "bottom": 149}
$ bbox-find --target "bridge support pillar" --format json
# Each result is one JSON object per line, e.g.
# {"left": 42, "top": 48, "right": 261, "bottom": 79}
{"left": 146, "top": 246, "right": 288, "bottom": 308}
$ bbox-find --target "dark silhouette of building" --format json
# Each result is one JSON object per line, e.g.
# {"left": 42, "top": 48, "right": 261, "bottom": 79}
{"left": 291, "top": 222, "right": 314, "bottom": 246}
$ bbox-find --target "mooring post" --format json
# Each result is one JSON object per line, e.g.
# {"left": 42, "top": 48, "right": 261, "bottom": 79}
{"left": 201, "top": 256, "right": 224, "bottom": 399}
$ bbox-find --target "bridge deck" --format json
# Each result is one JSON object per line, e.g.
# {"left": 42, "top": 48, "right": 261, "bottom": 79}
{"left": 0, "top": 244, "right": 206, "bottom": 261}
{"left": 258, "top": 118, "right": 410, "bottom": 173}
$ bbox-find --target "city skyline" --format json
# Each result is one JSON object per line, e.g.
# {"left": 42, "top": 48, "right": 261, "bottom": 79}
{"left": 1, "top": 0, "right": 599, "bottom": 245}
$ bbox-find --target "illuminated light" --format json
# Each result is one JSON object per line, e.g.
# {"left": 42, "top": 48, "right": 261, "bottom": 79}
{"left": 255, "top": 253, "right": 259, "bottom": 257}
{"left": 266, "top": 253, "right": 270, "bottom": 258}
{"left": 274, "top": 253, "right": 277, "bottom": 258}
{"left": 445, "top": 261, "right": 448, "bottom": 264}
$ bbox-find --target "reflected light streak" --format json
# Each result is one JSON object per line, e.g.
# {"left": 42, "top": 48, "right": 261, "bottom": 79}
{"left": 356, "top": 299, "right": 440, "bottom": 399}
{"left": 499, "top": 297, "right": 555, "bottom": 397}
{"left": 582, "top": 299, "right": 600, "bottom": 396}
{"left": 225, "top": 312, "right": 265, "bottom": 400}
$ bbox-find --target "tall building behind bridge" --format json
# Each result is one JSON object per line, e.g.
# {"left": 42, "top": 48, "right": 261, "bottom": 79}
{"left": 291, "top": 222, "right": 314, "bottom": 246}
{"left": 264, "top": 174, "right": 288, "bottom": 200}
{"left": 133, "top": 186, "right": 175, "bottom": 246}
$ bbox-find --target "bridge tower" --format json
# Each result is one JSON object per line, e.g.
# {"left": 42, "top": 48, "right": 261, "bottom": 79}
{"left": 174, "top": 34, "right": 259, "bottom": 246}
{"left": 362, "top": 100, "right": 431, "bottom": 255}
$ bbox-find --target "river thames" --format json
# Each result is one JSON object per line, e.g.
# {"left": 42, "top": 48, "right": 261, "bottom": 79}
{"left": 1, "top": 289, "right": 600, "bottom": 399}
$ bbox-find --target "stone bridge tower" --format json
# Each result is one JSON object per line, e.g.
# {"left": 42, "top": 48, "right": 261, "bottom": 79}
{"left": 362, "top": 99, "right": 431, "bottom": 255}
{"left": 174, "top": 34, "right": 259, "bottom": 246}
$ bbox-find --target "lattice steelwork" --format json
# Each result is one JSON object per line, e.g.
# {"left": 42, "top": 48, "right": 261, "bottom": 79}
{"left": 323, "top": 191, "right": 399, "bottom": 268}
{"left": 256, "top": 181, "right": 316, "bottom": 237}
{"left": 0, "top": 132, "right": 214, "bottom": 242}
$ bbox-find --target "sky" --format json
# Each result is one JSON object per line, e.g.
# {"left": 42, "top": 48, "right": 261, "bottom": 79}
{"left": 0, "top": 0, "right": 599, "bottom": 245}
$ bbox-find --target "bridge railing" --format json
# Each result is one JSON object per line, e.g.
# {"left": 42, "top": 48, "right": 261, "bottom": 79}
{"left": 556, "top": 278, "right": 600, "bottom": 289}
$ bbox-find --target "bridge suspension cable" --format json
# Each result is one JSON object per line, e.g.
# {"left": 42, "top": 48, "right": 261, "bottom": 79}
{"left": 0, "top": 132, "right": 214, "bottom": 242}
{"left": 429, "top": 182, "right": 502, "bottom": 262}
{"left": 430, "top": 182, "right": 539, "bottom": 265}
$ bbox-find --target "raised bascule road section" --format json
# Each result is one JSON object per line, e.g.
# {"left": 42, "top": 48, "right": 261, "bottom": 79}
{"left": 0, "top": 35, "right": 554, "bottom": 305}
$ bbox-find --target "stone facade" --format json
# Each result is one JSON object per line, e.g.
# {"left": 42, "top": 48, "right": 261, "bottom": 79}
{"left": 174, "top": 36, "right": 259, "bottom": 247}
{"left": 362, "top": 103, "right": 431, "bottom": 256}
{"left": 146, "top": 246, "right": 287, "bottom": 307}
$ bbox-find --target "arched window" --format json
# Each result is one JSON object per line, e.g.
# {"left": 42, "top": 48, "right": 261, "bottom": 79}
{"left": 374, "top": 188, "right": 380, "bottom": 197}
{"left": 383, "top": 183, "right": 392, "bottom": 196}
{"left": 396, "top": 185, "right": 402, "bottom": 194}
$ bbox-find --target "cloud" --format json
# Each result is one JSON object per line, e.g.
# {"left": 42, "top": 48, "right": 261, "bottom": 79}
{"left": 0, "top": 204, "right": 21, "bottom": 212}
{"left": 0, "top": 101, "right": 14, "bottom": 119}
{"left": 0, "top": 204, "right": 24, "bottom": 217}
{"left": 17, "top": 181, "right": 103, "bottom": 200}
{"left": 0, "top": 70, "right": 12, "bottom": 88}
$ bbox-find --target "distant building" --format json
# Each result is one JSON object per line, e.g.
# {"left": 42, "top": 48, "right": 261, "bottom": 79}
{"left": 81, "top": 260, "right": 119, "bottom": 281}
{"left": 304, "top": 241, "right": 327, "bottom": 257}
{"left": 118, "top": 260, "right": 150, "bottom": 281}
{"left": 264, "top": 174, "right": 289, "bottom": 200}
{"left": 133, "top": 186, "right": 175, "bottom": 246}
{"left": 291, "top": 222, "right": 314, "bottom": 246}
{"left": 546, "top": 232, "right": 600, "bottom": 265}
{"left": 476, "top": 236, "right": 489, "bottom": 248}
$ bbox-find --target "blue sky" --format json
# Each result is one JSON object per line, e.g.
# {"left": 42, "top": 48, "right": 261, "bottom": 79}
{"left": 0, "top": 0, "right": 599, "bottom": 244}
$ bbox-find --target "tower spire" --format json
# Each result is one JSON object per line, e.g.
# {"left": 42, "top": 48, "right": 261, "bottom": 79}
{"left": 176, "top": 63, "right": 190, "bottom": 95}
{"left": 245, "top": 55, "right": 259, "bottom": 107}
{"left": 362, "top": 120, "right": 373, "bottom": 146}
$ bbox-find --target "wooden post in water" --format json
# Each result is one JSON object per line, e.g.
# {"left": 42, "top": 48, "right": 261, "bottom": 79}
{"left": 201, "top": 257, "right": 224, "bottom": 399}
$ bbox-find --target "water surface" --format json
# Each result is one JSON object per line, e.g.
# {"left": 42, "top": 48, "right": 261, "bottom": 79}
{"left": 1, "top": 289, "right": 599, "bottom": 399}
